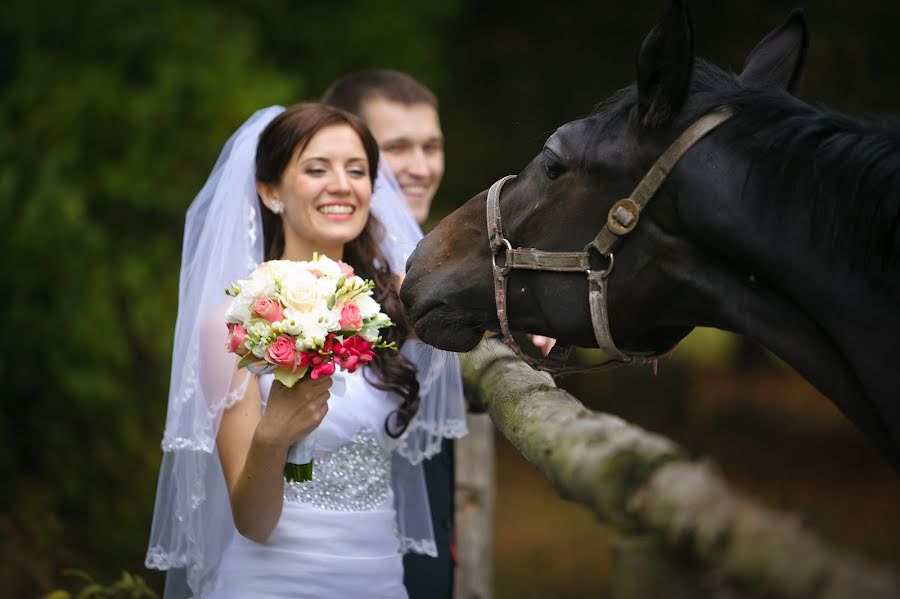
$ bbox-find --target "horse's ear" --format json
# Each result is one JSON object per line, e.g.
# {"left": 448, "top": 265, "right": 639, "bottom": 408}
{"left": 636, "top": 0, "right": 694, "bottom": 129}
{"left": 738, "top": 9, "right": 808, "bottom": 94}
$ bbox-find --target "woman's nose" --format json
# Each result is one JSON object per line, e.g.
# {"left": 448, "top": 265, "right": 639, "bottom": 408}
{"left": 327, "top": 171, "right": 352, "bottom": 193}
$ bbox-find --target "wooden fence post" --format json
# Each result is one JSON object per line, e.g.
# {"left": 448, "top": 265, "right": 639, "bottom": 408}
{"left": 454, "top": 413, "right": 495, "bottom": 599}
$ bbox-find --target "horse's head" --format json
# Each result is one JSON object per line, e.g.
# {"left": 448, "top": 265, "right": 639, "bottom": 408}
{"left": 401, "top": 1, "right": 808, "bottom": 354}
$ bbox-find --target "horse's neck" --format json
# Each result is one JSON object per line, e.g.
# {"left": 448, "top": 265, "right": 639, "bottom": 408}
{"left": 738, "top": 116, "right": 899, "bottom": 305}
{"left": 676, "top": 122, "right": 900, "bottom": 405}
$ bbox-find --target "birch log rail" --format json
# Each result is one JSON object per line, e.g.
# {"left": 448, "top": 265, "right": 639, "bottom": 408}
{"left": 460, "top": 339, "right": 899, "bottom": 599}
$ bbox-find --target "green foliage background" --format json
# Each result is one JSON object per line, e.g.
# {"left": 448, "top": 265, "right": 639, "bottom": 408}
{"left": 1, "top": 0, "right": 896, "bottom": 596}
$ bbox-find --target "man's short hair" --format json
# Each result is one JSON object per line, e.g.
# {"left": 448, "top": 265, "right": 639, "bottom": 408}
{"left": 321, "top": 69, "right": 438, "bottom": 117}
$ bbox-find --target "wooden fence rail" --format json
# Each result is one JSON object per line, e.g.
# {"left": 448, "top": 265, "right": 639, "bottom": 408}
{"left": 459, "top": 339, "right": 899, "bottom": 599}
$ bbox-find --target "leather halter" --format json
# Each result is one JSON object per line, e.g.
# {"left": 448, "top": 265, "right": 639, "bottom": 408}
{"left": 487, "top": 105, "right": 735, "bottom": 375}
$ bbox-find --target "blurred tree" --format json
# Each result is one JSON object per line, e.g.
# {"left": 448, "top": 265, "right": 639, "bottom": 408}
{"left": 0, "top": 1, "right": 298, "bottom": 594}
{"left": 1, "top": 0, "right": 896, "bottom": 596}
{"left": 0, "top": 0, "right": 464, "bottom": 594}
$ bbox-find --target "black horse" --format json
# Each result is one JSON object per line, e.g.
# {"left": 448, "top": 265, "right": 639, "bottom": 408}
{"left": 401, "top": 1, "right": 900, "bottom": 469}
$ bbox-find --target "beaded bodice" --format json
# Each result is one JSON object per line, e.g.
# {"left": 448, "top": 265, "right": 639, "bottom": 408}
{"left": 283, "top": 428, "right": 391, "bottom": 512}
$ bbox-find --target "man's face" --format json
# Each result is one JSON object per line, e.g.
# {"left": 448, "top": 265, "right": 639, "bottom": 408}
{"left": 361, "top": 98, "right": 444, "bottom": 224}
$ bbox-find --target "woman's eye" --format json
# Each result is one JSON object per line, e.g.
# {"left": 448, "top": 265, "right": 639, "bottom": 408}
{"left": 347, "top": 168, "right": 366, "bottom": 178}
{"left": 305, "top": 167, "right": 327, "bottom": 176}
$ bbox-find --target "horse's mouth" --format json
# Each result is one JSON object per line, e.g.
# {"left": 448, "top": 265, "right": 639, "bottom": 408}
{"left": 411, "top": 303, "right": 486, "bottom": 352}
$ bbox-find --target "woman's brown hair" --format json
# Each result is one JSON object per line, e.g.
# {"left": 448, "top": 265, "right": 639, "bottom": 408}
{"left": 256, "top": 103, "right": 419, "bottom": 437}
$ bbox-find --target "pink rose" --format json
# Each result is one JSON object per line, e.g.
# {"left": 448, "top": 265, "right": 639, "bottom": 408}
{"left": 337, "top": 261, "right": 355, "bottom": 278}
{"left": 266, "top": 334, "right": 297, "bottom": 370}
{"left": 225, "top": 323, "right": 248, "bottom": 355}
{"left": 252, "top": 296, "right": 284, "bottom": 323}
{"left": 339, "top": 303, "right": 362, "bottom": 330}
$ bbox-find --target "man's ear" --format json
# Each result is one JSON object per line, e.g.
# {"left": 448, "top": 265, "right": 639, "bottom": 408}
{"left": 738, "top": 9, "right": 808, "bottom": 94}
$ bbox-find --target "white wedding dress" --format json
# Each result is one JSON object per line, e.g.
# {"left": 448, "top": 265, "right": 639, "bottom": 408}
{"left": 202, "top": 370, "right": 408, "bottom": 599}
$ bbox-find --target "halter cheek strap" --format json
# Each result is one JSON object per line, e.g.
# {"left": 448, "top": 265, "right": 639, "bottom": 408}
{"left": 487, "top": 106, "right": 735, "bottom": 375}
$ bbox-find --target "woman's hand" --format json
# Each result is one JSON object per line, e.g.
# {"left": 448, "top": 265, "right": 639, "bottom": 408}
{"left": 255, "top": 376, "right": 333, "bottom": 449}
{"left": 527, "top": 334, "right": 557, "bottom": 357}
{"left": 217, "top": 374, "right": 331, "bottom": 543}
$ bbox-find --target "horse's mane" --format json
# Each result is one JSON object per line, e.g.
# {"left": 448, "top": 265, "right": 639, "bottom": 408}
{"left": 596, "top": 61, "right": 900, "bottom": 282}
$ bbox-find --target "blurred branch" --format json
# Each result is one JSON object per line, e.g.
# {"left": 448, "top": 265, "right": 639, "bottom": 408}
{"left": 461, "top": 339, "right": 899, "bottom": 598}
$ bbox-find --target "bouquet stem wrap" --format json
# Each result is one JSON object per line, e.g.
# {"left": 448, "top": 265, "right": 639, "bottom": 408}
{"left": 284, "top": 431, "right": 317, "bottom": 482}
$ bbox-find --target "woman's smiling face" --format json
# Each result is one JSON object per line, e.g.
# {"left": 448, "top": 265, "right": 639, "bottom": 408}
{"left": 263, "top": 123, "right": 372, "bottom": 260}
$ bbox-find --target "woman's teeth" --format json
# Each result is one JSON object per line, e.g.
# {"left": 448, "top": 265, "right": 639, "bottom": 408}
{"left": 318, "top": 205, "right": 354, "bottom": 214}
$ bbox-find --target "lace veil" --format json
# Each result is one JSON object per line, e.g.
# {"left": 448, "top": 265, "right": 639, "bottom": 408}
{"left": 145, "top": 106, "right": 467, "bottom": 596}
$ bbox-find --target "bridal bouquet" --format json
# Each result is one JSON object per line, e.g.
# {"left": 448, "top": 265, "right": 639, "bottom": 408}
{"left": 224, "top": 255, "right": 396, "bottom": 482}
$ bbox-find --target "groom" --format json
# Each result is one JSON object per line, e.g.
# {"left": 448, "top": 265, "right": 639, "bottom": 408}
{"left": 322, "top": 70, "right": 454, "bottom": 599}
{"left": 322, "top": 70, "right": 444, "bottom": 224}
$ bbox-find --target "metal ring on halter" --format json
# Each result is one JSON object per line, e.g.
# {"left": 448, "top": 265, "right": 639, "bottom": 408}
{"left": 586, "top": 251, "right": 615, "bottom": 281}
{"left": 596, "top": 252, "right": 615, "bottom": 278}
{"left": 491, "top": 237, "right": 513, "bottom": 273}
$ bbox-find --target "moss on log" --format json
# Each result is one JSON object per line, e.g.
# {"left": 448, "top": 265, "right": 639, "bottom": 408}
{"left": 461, "top": 339, "right": 898, "bottom": 599}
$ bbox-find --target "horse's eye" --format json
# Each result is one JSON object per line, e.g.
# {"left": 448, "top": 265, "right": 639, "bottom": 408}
{"left": 542, "top": 149, "right": 565, "bottom": 180}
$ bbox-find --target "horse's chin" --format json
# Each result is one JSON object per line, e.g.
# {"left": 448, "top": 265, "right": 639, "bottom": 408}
{"left": 412, "top": 305, "right": 485, "bottom": 352}
{"left": 600, "top": 325, "right": 693, "bottom": 357}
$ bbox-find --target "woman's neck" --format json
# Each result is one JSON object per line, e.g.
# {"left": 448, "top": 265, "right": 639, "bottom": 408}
{"left": 281, "top": 237, "right": 344, "bottom": 262}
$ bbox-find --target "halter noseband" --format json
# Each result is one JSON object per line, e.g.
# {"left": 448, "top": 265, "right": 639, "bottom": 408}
{"left": 487, "top": 105, "right": 735, "bottom": 375}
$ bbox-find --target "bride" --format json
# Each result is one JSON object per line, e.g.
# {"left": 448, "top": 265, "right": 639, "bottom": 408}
{"left": 145, "top": 103, "right": 466, "bottom": 598}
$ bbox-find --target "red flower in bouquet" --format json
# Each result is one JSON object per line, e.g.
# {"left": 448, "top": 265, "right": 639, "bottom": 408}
{"left": 334, "top": 336, "right": 375, "bottom": 373}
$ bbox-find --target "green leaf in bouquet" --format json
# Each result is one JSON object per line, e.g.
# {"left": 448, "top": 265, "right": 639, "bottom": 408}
{"left": 237, "top": 354, "right": 263, "bottom": 370}
{"left": 274, "top": 365, "right": 308, "bottom": 388}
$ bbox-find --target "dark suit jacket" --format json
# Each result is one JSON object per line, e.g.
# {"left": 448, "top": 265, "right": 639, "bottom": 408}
{"left": 402, "top": 437, "right": 455, "bottom": 599}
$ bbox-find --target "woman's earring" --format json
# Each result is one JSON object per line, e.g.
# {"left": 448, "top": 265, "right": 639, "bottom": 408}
{"left": 270, "top": 199, "right": 284, "bottom": 214}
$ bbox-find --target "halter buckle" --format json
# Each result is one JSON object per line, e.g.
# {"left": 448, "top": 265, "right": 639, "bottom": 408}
{"left": 607, "top": 198, "right": 641, "bottom": 236}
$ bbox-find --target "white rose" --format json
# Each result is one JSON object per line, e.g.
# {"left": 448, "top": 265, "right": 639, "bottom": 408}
{"left": 225, "top": 296, "right": 252, "bottom": 324}
{"left": 241, "top": 275, "right": 277, "bottom": 300}
{"left": 311, "top": 256, "right": 342, "bottom": 277}
{"left": 314, "top": 274, "right": 340, "bottom": 298}
{"left": 280, "top": 270, "right": 320, "bottom": 312}
{"left": 355, "top": 294, "right": 380, "bottom": 319}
